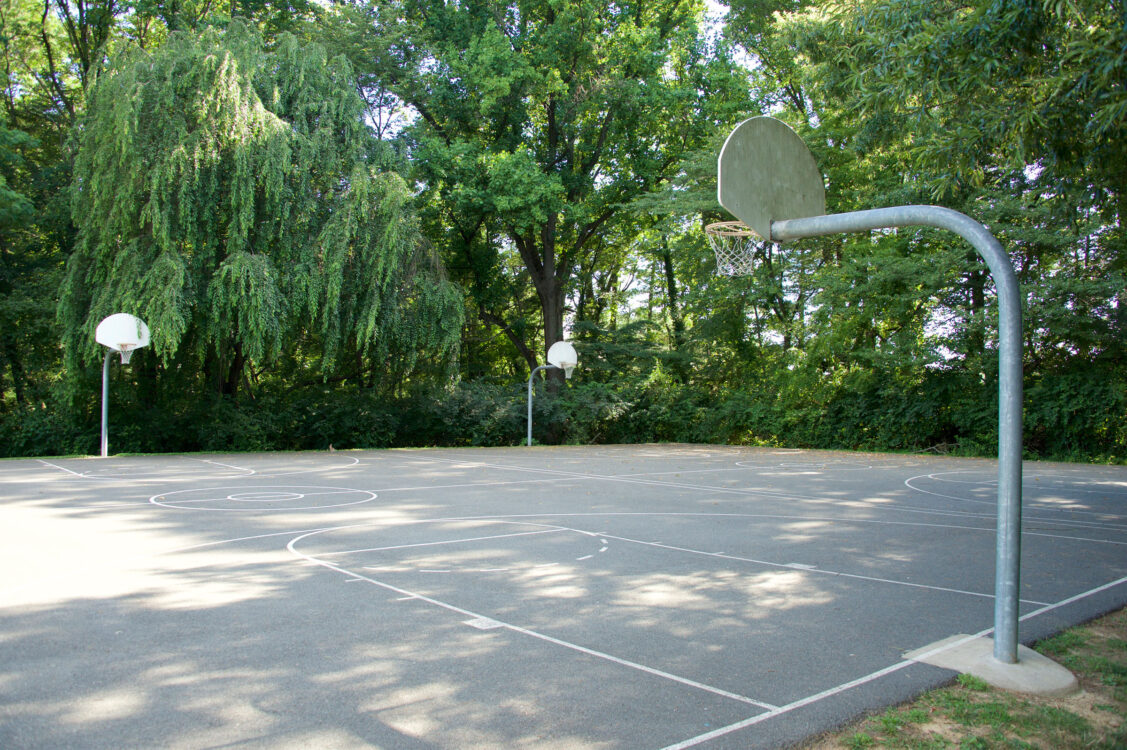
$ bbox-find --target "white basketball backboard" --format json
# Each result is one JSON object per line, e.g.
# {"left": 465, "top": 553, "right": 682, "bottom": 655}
{"left": 717, "top": 117, "right": 826, "bottom": 241}
{"left": 96, "top": 313, "right": 150, "bottom": 353}
{"left": 546, "top": 340, "right": 577, "bottom": 378}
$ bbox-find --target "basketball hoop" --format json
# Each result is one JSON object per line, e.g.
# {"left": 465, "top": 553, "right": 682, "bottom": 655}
{"left": 95, "top": 313, "right": 150, "bottom": 457}
{"left": 546, "top": 340, "right": 578, "bottom": 380}
{"left": 705, "top": 220, "right": 759, "bottom": 276}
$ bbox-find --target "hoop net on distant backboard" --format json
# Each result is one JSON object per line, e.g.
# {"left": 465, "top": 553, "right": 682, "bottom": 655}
{"left": 705, "top": 220, "right": 759, "bottom": 276}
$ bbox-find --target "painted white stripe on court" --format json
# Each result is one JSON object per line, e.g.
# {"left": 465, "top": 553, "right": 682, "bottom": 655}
{"left": 258, "top": 456, "right": 363, "bottom": 477}
{"left": 189, "top": 456, "right": 363, "bottom": 478}
{"left": 904, "top": 473, "right": 1127, "bottom": 525}
{"left": 286, "top": 529, "right": 778, "bottom": 711}
{"left": 660, "top": 575, "right": 1127, "bottom": 749}
{"left": 594, "top": 532, "right": 1051, "bottom": 606}
{"left": 411, "top": 455, "right": 1127, "bottom": 539}
{"left": 196, "top": 459, "right": 256, "bottom": 474}
{"left": 35, "top": 459, "right": 89, "bottom": 477}
{"left": 316, "top": 527, "right": 564, "bottom": 556}
{"left": 464, "top": 617, "right": 505, "bottom": 630}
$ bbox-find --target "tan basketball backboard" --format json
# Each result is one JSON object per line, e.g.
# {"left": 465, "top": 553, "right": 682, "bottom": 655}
{"left": 717, "top": 117, "right": 826, "bottom": 241}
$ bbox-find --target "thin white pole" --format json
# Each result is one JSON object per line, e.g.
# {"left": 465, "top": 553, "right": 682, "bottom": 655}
{"left": 100, "top": 350, "right": 112, "bottom": 457}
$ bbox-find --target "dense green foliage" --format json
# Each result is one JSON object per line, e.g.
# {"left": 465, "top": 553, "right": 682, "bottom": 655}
{"left": 1, "top": 0, "right": 1123, "bottom": 461}
{"left": 61, "top": 21, "right": 462, "bottom": 390}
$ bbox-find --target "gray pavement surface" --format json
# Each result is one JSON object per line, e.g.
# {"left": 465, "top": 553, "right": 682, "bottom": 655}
{"left": 1, "top": 444, "right": 1125, "bottom": 749}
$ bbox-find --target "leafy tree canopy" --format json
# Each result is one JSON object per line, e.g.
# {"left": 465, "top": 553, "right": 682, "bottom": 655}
{"left": 330, "top": 0, "right": 749, "bottom": 374}
{"left": 60, "top": 20, "right": 463, "bottom": 392}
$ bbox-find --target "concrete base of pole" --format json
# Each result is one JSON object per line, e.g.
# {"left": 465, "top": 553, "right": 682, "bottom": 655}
{"left": 906, "top": 635, "right": 1079, "bottom": 696}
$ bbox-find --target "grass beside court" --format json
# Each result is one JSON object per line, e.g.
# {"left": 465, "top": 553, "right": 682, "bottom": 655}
{"left": 803, "top": 607, "right": 1127, "bottom": 749}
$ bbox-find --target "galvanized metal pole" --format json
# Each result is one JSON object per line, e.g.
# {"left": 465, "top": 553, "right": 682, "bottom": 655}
{"left": 100, "top": 350, "right": 112, "bottom": 458}
{"left": 527, "top": 364, "right": 558, "bottom": 446}
{"left": 773, "top": 205, "right": 1023, "bottom": 663}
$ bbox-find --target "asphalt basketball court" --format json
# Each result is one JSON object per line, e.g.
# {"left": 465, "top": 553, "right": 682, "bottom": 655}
{"left": 2, "top": 444, "right": 1125, "bottom": 749}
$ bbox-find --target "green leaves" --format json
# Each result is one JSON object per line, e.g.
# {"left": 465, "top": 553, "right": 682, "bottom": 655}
{"left": 62, "top": 19, "right": 462, "bottom": 393}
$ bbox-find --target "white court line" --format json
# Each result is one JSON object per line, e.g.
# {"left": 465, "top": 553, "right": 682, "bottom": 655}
{"left": 257, "top": 456, "right": 363, "bottom": 477}
{"left": 35, "top": 459, "right": 89, "bottom": 477}
{"left": 287, "top": 508, "right": 1045, "bottom": 591}
{"left": 192, "top": 456, "right": 365, "bottom": 477}
{"left": 286, "top": 528, "right": 778, "bottom": 712}
{"left": 371, "top": 476, "right": 576, "bottom": 494}
{"left": 150, "top": 485, "right": 376, "bottom": 512}
{"left": 316, "top": 527, "right": 564, "bottom": 556}
{"left": 904, "top": 473, "right": 1127, "bottom": 524}
{"left": 433, "top": 508, "right": 1125, "bottom": 552}
{"left": 412, "top": 455, "right": 1127, "bottom": 538}
{"left": 151, "top": 488, "right": 368, "bottom": 506}
{"left": 660, "top": 574, "right": 1127, "bottom": 749}
{"left": 592, "top": 532, "right": 1050, "bottom": 606}
{"left": 195, "top": 459, "right": 256, "bottom": 475}
{"left": 922, "top": 470, "right": 1127, "bottom": 492}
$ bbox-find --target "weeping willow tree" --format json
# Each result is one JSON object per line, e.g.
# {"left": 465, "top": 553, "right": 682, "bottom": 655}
{"left": 60, "top": 20, "right": 463, "bottom": 396}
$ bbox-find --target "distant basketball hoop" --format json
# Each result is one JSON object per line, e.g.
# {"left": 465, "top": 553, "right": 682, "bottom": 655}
{"left": 95, "top": 313, "right": 150, "bottom": 457}
{"left": 546, "top": 340, "right": 578, "bottom": 380}
{"left": 96, "top": 313, "right": 150, "bottom": 363}
{"left": 527, "top": 340, "right": 578, "bottom": 446}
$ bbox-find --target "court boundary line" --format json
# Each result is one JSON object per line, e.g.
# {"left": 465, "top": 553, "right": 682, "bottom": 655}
{"left": 35, "top": 452, "right": 1126, "bottom": 539}
{"left": 659, "top": 574, "right": 1127, "bottom": 749}
{"left": 409, "top": 455, "right": 1127, "bottom": 540}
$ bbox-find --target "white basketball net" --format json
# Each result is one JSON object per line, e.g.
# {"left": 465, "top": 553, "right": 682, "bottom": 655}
{"left": 705, "top": 220, "right": 759, "bottom": 276}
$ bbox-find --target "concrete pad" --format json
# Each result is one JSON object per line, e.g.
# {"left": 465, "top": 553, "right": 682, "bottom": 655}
{"left": 906, "top": 635, "right": 1080, "bottom": 696}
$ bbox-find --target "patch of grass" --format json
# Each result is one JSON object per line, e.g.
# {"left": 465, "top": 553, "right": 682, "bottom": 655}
{"left": 875, "top": 706, "right": 930, "bottom": 735}
{"left": 955, "top": 674, "right": 990, "bottom": 691}
{"left": 1036, "top": 630, "right": 1087, "bottom": 657}
{"left": 801, "top": 607, "right": 1127, "bottom": 749}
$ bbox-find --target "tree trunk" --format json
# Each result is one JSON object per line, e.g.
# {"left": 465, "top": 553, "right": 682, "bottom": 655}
{"left": 1, "top": 340, "right": 26, "bottom": 405}
{"left": 660, "top": 240, "right": 688, "bottom": 383}
{"left": 540, "top": 275, "right": 566, "bottom": 394}
{"left": 223, "top": 344, "right": 245, "bottom": 397}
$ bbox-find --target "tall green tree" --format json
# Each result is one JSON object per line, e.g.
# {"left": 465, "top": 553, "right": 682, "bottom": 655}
{"left": 329, "top": 0, "right": 747, "bottom": 378}
{"left": 772, "top": 0, "right": 1125, "bottom": 366}
{"left": 60, "top": 20, "right": 462, "bottom": 396}
{"left": 712, "top": 0, "right": 1126, "bottom": 455}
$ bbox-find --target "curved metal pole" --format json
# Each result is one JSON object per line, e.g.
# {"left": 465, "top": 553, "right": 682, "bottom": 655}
{"left": 527, "top": 364, "right": 559, "bottom": 446}
{"left": 773, "top": 206, "right": 1023, "bottom": 664}
{"left": 100, "top": 350, "right": 112, "bottom": 458}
